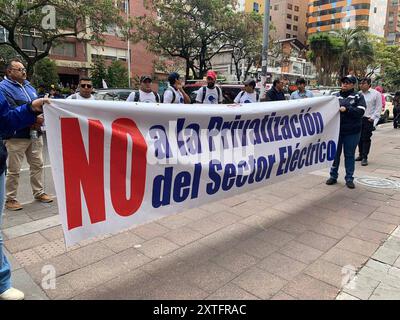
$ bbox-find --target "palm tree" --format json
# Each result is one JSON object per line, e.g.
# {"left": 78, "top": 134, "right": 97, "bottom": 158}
{"left": 330, "top": 27, "right": 374, "bottom": 78}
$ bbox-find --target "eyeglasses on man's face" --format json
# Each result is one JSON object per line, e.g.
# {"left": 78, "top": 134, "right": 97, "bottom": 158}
{"left": 11, "top": 67, "right": 26, "bottom": 73}
{"left": 80, "top": 84, "right": 93, "bottom": 89}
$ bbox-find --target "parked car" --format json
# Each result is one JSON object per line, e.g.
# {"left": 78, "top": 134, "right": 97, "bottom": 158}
{"left": 93, "top": 88, "right": 134, "bottom": 101}
{"left": 379, "top": 93, "right": 394, "bottom": 124}
{"left": 184, "top": 82, "right": 260, "bottom": 104}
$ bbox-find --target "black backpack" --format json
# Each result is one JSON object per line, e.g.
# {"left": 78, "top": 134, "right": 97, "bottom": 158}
{"left": 161, "top": 88, "right": 176, "bottom": 103}
{"left": 239, "top": 91, "right": 259, "bottom": 102}
{"left": 201, "top": 86, "right": 222, "bottom": 103}
{"left": 133, "top": 90, "right": 160, "bottom": 103}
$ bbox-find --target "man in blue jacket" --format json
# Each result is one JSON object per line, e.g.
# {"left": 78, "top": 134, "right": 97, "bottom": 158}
{"left": 0, "top": 59, "right": 53, "bottom": 211}
{"left": 0, "top": 91, "right": 49, "bottom": 300}
{"left": 326, "top": 75, "right": 366, "bottom": 189}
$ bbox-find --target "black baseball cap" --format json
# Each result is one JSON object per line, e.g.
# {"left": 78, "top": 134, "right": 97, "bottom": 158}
{"left": 243, "top": 78, "right": 256, "bottom": 88}
{"left": 340, "top": 75, "right": 357, "bottom": 84}
{"left": 140, "top": 75, "right": 152, "bottom": 83}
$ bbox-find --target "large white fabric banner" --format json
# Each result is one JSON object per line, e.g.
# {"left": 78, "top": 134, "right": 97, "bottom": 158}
{"left": 44, "top": 96, "right": 340, "bottom": 246}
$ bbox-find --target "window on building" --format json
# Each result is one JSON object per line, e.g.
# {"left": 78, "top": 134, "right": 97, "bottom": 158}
{"left": 287, "top": 14, "right": 292, "bottom": 19}
{"left": 21, "top": 36, "right": 45, "bottom": 52}
{"left": 374, "top": 7, "right": 377, "bottom": 13}
{"left": 253, "top": 2, "right": 259, "bottom": 12}
{"left": 287, "top": 24, "right": 292, "bottom": 30}
{"left": 274, "top": 5, "right": 279, "bottom": 10}
{"left": 294, "top": 5, "right": 299, "bottom": 12}
{"left": 288, "top": 4, "right": 293, "bottom": 10}
{"left": 286, "top": 33, "right": 291, "bottom": 39}
{"left": 293, "top": 25, "right": 298, "bottom": 31}
{"left": 294, "top": 15, "right": 299, "bottom": 22}
{"left": 51, "top": 42, "right": 76, "bottom": 57}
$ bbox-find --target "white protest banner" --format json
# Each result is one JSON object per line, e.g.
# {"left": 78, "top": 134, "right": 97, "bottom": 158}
{"left": 44, "top": 96, "right": 340, "bottom": 246}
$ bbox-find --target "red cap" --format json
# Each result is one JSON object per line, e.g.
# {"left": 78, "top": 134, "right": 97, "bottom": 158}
{"left": 206, "top": 70, "right": 217, "bottom": 81}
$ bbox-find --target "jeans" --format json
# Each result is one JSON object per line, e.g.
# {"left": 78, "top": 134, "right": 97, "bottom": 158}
{"left": 358, "top": 117, "right": 374, "bottom": 159}
{"left": 330, "top": 132, "right": 361, "bottom": 183}
{"left": 0, "top": 172, "right": 11, "bottom": 294}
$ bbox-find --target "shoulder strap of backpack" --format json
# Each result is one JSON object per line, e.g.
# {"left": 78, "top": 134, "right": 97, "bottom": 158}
{"left": 201, "top": 87, "right": 207, "bottom": 103}
{"left": 153, "top": 91, "right": 160, "bottom": 103}
{"left": 240, "top": 91, "right": 245, "bottom": 99}
{"left": 134, "top": 91, "right": 140, "bottom": 102}
{"left": 256, "top": 92, "right": 259, "bottom": 102}
{"left": 217, "top": 86, "right": 222, "bottom": 103}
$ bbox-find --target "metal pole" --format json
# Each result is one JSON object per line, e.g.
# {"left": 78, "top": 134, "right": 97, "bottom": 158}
{"left": 260, "top": 0, "right": 271, "bottom": 100}
{"left": 126, "top": 0, "right": 131, "bottom": 88}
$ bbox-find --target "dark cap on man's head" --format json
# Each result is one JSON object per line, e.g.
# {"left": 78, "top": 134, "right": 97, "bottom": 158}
{"left": 244, "top": 78, "right": 256, "bottom": 88}
{"left": 340, "top": 75, "right": 357, "bottom": 84}
{"left": 168, "top": 72, "right": 180, "bottom": 83}
{"left": 140, "top": 75, "right": 152, "bottom": 83}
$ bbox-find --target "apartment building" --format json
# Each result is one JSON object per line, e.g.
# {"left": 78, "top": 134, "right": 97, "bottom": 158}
{"left": 1, "top": 0, "right": 158, "bottom": 88}
{"left": 240, "top": 0, "right": 308, "bottom": 43}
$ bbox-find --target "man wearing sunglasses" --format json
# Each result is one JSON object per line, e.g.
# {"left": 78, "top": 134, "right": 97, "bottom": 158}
{"left": 0, "top": 59, "right": 53, "bottom": 211}
{"left": 67, "top": 77, "right": 95, "bottom": 100}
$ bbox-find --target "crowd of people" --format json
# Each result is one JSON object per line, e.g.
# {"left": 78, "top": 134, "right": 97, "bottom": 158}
{"left": 0, "top": 58, "right": 399, "bottom": 300}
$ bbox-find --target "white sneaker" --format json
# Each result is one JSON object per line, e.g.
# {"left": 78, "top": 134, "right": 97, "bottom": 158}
{"left": 0, "top": 287, "right": 25, "bottom": 300}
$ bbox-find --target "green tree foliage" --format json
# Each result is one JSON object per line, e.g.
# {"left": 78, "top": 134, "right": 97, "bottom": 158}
{"left": 227, "top": 11, "right": 264, "bottom": 81}
{"left": 308, "top": 33, "right": 343, "bottom": 86}
{"left": 106, "top": 60, "right": 129, "bottom": 88}
{"left": 30, "top": 57, "right": 59, "bottom": 89}
{"left": 329, "top": 27, "right": 374, "bottom": 78}
{"left": 134, "top": 0, "right": 237, "bottom": 79}
{"left": 0, "top": 0, "right": 128, "bottom": 78}
{"left": 90, "top": 56, "right": 108, "bottom": 89}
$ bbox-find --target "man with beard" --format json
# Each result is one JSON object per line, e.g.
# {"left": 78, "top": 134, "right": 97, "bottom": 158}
{"left": 195, "top": 70, "right": 222, "bottom": 104}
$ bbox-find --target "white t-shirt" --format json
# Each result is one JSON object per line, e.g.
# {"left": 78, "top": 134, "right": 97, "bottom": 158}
{"left": 195, "top": 86, "right": 222, "bottom": 104}
{"left": 163, "top": 86, "right": 184, "bottom": 104}
{"left": 234, "top": 91, "right": 259, "bottom": 104}
{"left": 67, "top": 93, "right": 95, "bottom": 100}
{"left": 126, "top": 90, "right": 159, "bottom": 103}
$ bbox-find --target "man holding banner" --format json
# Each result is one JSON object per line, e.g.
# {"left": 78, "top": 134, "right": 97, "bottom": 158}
{"left": 326, "top": 75, "right": 366, "bottom": 189}
{"left": 0, "top": 92, "right": 49, "bottom": 300}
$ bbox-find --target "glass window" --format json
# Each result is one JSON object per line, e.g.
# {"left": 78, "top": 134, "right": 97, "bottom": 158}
{"left": 52, "top": 42, "right": 76, "bottom": 57}
{"left": 294, "top": 15, "right": 299, "bottom": 21}
{"left": 288, "top": 3, "right": 293, "bottom": 10}
{"left": 287, "top": 24, "right": 292, "bottom": 30}
{"left": 287, "top": 14, "right": 292, "bottom": 19}
{"left": 253, "top": 2, "right": 259, "bottom": 12}
{"left": 293, "top": 25, "right": 298, "bottom": 31}
{"left": 294, "top": 5, "right": 299, "bottom": 12}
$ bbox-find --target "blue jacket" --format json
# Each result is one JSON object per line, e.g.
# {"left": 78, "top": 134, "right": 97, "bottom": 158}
{"left": 0, "top": 92, "right": 36, "bottom": 175}
{"left": 335, "top": 89, "right": 366, "bottom": 135}
{"left": 0, "top": 77, "right": 39, "bottom": 139}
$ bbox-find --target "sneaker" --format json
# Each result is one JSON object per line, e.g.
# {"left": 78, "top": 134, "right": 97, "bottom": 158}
{"left": 355, "top": 156, "right": 362, "bottom": 161}
{"left": 326, "top": 178, "right": 337, "bottom": 185}
{"left": 34, "top": 193, "right": 53, "bottom": 203}
{"left": 361, "top": 158, "right": 368, "bottom": 166}
{"left": 0, "top": 287, "right": 25, "bottom": 300}
{"left": 346, "top": 181, "right": 355, "bottom": 189}
{"left": 5, "top": 199, "right": 22, "bottom": 211}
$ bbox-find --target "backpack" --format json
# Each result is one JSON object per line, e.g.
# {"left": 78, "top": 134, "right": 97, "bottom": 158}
{"left": 201, "top": 86, "right": 222, "bottom": 103}
{"left": 239, "top": 91, "right": 259, "bottom": 102}
{"left": 133, "top": 90, "right": 160, "bottom": 103}
{"left": 161, "top": 88, "right": 176, "bottom": 103}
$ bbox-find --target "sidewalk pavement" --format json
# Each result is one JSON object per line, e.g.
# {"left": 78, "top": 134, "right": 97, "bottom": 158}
{"left": 3, "top": 123, "right": 400, "bottom": 300}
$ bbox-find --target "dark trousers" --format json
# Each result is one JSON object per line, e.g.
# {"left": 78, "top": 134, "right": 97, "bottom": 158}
{"left": 358, "top": 117, "right": 374, "bottom": 159}
{"left": 330, "top": 132, "right": 360, "bottom": 183}
{"left": 394, "top": 107, "right": 400, "bottom": 129}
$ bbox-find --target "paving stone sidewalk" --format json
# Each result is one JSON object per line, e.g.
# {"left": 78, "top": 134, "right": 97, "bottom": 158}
{"left": 3, "top": 123, "right": 400, "bottom": 300}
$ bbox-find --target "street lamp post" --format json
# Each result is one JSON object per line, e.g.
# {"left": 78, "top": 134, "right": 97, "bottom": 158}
{"left": 260, "top": 0, "right": 271, "bottom": 100}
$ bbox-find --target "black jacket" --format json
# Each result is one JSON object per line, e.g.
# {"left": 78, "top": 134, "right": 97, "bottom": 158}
{"left": 335, "top": 89, "right": 366, "bottom": 135}
{"left": 265, "top": 86, "right": 286, "bottom": 102}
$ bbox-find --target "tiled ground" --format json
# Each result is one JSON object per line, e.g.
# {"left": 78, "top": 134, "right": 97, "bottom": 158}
{"left": 3, "top": 123, "right": 400, "bottom": 300}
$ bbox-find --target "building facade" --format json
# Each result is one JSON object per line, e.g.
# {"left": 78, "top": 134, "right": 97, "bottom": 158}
{"left": 385, "top": 0, "right": 400, "bottom": 44}
{"left": 240, "top": 0, "right": 308, "bottom": 43}
{"left": 0, "top": 0, "right": 158, "bottom": 89}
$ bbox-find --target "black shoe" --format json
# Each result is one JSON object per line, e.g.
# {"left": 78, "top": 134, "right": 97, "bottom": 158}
{"left": 326, "top": 178, "right": 337, "bottom": 185}
{"left": 355, "top": 156, "right": 362, "bottom": 161}
{"left": 346, "top": 181, "right": 355, "bottom": 189}
{"left": 361, "top": 158, "right": 368, "bottom": 166}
